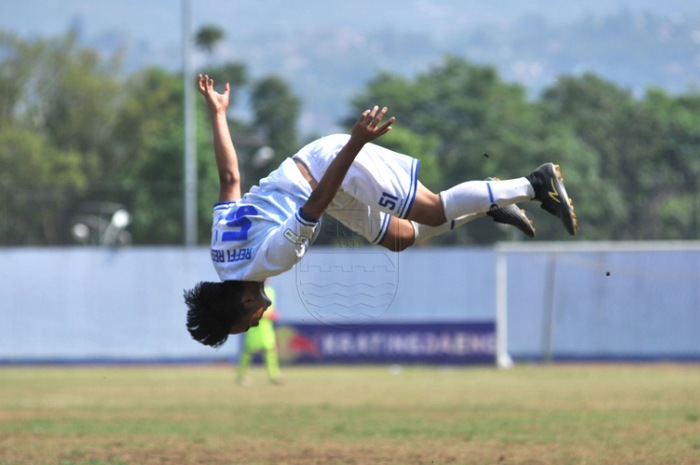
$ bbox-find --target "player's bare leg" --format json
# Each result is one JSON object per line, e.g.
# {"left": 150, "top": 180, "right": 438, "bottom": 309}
{"left": 379, "top": 212, "right": 486, "bottom": 251}
{"left": 406, "top": 183, "right": 448, "bottom": 226}
{"left": 378, "top": 180, "right": 511, "bottom": 251}
{"left": 379, "top": 217, "right": 414, "bottom": 252}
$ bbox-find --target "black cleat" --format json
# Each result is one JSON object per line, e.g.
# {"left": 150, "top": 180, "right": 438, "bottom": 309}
{"left": 526, "top": 163, "right": 578, "bottom": 235}
{"left": 485, "top": 178, "right": 536, "bottom": 238}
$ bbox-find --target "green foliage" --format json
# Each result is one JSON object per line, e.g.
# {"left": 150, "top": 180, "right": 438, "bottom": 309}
{"left": 0, "top": 30, "right": 305, "bottom": 245}
{"left": 3, "top": 30, "right": 700, "bottom": 245}
{"left": 107, "top": 68, "right": 187, "bottom": 243}
{"left": 0, "top": 31, "right": 122, "bottom": 244}
{"left": 541, "top": 75, "right": 700, "bottom": 239}
{"left": 195, "top": 25, "right": 225, "bottom": 54}
{"left": 0, "top": 127, "right": 85, "bottom": 190}
{"left": 349, "top": 57, "right": 700, "bottom": 242}
{"left": 108, "top": 68, "right": 225, "bottom": 244}
{"left": 251, "top": 75, "right": 302, "bottom": 158}
{"left": 0, "top": 127, "right": 86, "bottom": 244}
{"left": 199, "top": 62, "right": 247, "bottom": 106}
{"left": 349, "top": 57, "right": 549, "bottom": 243}
{"left": 244, "top": 75, "right": 303, "bottom": 186}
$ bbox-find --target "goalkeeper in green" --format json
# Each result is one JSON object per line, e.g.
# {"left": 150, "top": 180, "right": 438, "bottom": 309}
{"left": 236, "top": 285, "right": 283, "bottom": 385}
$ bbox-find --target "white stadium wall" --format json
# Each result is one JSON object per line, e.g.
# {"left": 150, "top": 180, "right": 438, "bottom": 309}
{"left": 497, "top": 241, "right": 700, "bottom": 361}
{"left": 0, "top": 244, "right": 698, "bottom": 363}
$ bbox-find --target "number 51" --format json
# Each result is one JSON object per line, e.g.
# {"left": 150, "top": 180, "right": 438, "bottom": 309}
{"left": 378, "top": 192, "right": 399, "bottom": 211}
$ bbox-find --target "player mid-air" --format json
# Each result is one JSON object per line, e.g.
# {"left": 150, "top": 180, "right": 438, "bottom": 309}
{"left": 185, "top": 75, "right": 577, "bottom": 347}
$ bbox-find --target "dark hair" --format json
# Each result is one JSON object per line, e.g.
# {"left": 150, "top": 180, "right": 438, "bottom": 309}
{"left": 184, "top": 281, "right": 248, "bottom": 348}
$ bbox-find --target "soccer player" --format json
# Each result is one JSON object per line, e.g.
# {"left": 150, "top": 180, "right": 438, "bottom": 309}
{"left": 236, "top": 284, "right": 283, "bottom": 386}
{"left": 185, "top": 75, "right": 577, "bottom": 348}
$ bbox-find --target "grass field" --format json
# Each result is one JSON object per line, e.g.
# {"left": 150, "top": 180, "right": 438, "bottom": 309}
{"left": 0, "top": 364, "right": 698, "bottom": 465}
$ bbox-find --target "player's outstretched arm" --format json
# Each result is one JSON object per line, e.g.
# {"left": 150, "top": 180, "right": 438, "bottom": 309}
{"left": 300, "top": 106, "right": 394, "bottom": 220}
{"left": 198, "top": 74, "right": 242, "bottom": 202}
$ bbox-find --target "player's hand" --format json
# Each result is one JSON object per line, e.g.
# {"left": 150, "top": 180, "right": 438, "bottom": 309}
{"left": 350, "top": 106, "right": 395, "bottom": 144}
{"left": 197, "top": 74, "right": 230, "bottom": 114}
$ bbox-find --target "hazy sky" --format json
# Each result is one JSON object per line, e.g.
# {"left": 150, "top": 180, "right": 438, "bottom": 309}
{"left": 3, "top": 0, "right": 700, "bottom": 48}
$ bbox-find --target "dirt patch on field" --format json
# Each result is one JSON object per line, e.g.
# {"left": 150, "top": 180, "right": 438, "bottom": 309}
{"left": 0, "top": 432, "right": 692, "bottom": 465}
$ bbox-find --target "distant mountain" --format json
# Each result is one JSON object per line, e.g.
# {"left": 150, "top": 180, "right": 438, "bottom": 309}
{"left": 5, "top": 0, "right": 699, "bottom": 43}
{"left": 3, "top": 1, "right": 700, "bottom": 134}
{"left": 210, "top": 10, "right": 700, "bottom": 134}
{"left": 447, "top": 11, "right": 700, "bottom": 95}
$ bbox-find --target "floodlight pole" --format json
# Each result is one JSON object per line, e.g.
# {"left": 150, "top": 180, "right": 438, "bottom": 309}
{"left": 182, "top": 0, "right": 197, "bottom": 246}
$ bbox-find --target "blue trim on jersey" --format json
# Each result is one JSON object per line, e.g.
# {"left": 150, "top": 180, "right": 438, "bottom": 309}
{"left": 377, "top": 215, "right": 392, "bottom": 245}
{"left": 450, "top": 220, "right": 455, "bottom": 230}
{"left": 396, "top": 160, "right": 410, "bottom": 218}
{"left": 296, "top": 208, "right": 320, "bottom": 224}
{"left": 486, "top": 183, "right": 494, "bottom": 203}
{"left": 295, "top": 209, "right": 319, "bottom": 228}
{"left": 372, "top": 213, "right": 390, "bottom": 244}
{"left": 396, "top": 159, "right": 414, "bottom": 218}
{"left": 401, "top": 159, "right": 421, "bottom": 219}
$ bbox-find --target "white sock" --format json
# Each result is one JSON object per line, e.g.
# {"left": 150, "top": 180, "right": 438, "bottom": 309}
{"left": 411, "top": 212, "right": 486, "bottom": 242}
{"left": 440, "top": 178, "right": 534, "bottom": 222}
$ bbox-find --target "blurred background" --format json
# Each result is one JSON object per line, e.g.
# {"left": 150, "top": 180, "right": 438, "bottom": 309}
{"left": 1, "top": 0, "right": 699, "bottom": 363}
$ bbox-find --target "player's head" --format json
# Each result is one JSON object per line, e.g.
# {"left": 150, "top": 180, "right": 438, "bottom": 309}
{"left": 184, "top": 281, "right": 272, "bottom": 347}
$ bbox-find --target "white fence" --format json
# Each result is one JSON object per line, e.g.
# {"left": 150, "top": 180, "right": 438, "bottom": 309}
{"left": 1, "top": 243, "right": 698, "bottom": 363}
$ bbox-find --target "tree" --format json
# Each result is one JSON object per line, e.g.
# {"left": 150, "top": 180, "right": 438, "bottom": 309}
{"left": 248, "top": 76, "right": 302, "bottom": 184}
{"left": 348, "top": 56, "right": 548, "bottom": 243}
{"left": 199, "top": 62, "right": 247, "bottom": 106}
{"left": 195, "top": 25, "right": 225, "bottom": 56}
{"left": 541, "top": 74, "right": 666, "bottom": 240}
{"left": 643, "top": 88, "right": 700, "bottom": 238}
{"left": 108, "top": 68, "right": 227, "bottom": 244}
{"left": 345, "top": 57, "right": 700, "bottom": 242}
{"left": 0, "top": 31, "right": 305, "bottom": 246}
{"left": 0, "top": 127, "right": 85, "bottom": 244}
{"left": 0, "top": 31, "right": 122, "bottom": 244}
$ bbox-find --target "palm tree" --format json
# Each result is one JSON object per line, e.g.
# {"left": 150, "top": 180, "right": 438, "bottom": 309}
{"left": 195, "top": 25, "right": 225, "bottom": 57}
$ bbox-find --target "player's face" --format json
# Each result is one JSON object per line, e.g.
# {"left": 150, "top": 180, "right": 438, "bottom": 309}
{"left": 228, "top": 284, "right": 272, "bottom": 335}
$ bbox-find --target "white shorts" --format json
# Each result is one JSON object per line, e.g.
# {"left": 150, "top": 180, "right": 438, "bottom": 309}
{"left": 292, "top": 134, "right": 420, "bottom": 245}
{"left": 325, "top": 194, "right": 390, "bottom": 245}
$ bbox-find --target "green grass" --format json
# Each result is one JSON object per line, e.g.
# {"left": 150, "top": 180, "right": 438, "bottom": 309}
{"left": 0, "top": 364, "right": 698, "bottom": 464}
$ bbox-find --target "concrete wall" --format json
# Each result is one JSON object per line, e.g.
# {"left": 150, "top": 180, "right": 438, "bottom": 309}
{"left": 1, "top": 245, "right": 698, "bottom": 362}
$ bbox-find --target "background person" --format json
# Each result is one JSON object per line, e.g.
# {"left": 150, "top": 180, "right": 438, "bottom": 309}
{"left": 236, "top": 284, "right": 283, "bottom": 386}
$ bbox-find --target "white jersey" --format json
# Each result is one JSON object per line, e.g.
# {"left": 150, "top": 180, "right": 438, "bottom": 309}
{"left": 211, "top": 135, "right": 420, "bottom": 282}
{"left": 211, "top": 158, "right": 319, "bottom": 282}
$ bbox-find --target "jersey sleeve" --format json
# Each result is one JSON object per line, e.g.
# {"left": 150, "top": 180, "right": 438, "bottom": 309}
{"left": 249, "top": 208, "right": 320, "bottom": 279}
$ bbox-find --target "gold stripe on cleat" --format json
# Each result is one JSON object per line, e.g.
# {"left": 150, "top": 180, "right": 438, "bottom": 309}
{"left": 548, "top": 179, "right": 561, "bottom": 203}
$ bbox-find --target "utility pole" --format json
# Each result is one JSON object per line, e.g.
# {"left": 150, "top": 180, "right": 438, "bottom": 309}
{"left": 182, "top": 0, "right": 197, "bottom": 245}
